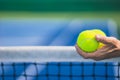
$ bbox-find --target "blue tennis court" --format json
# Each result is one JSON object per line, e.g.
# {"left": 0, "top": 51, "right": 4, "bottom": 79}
{"left": 0, "top": 19, "right": 119, "bottom": 80}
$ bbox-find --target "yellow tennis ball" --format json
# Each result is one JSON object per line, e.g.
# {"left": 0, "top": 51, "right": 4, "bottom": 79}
{"left": 77, "top": 29, "right": 106, "bottom": 53}
{"left": 92, "top": 29, "right": 106, "bottom": 36}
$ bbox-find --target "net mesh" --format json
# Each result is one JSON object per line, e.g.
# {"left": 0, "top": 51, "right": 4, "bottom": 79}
{"left": 0, "top": 62, "right": 119, "bottom": 80}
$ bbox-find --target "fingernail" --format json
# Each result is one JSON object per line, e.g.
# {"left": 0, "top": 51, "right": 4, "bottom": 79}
{"left": 96, "top": 35, "right": 101, "bottom": 41}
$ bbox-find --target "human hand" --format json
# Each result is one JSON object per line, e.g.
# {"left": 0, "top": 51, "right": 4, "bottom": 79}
{"left": 75, "top": 35, "right": 120, "bottom": 61}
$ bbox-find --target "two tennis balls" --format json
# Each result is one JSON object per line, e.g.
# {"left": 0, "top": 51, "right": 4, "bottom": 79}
{"left": 77, "top": 29, "right": 106, "bottom": 53}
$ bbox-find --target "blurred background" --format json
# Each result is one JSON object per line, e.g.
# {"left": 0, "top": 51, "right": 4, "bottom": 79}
{"left": 0, "top": 0, "right": 120, "bottom": 80}
{"left": 0, "top": 0, "right": 120, "bottom": 46}
{"left": 0, "top": 0, "right": 120, "bottom": 26}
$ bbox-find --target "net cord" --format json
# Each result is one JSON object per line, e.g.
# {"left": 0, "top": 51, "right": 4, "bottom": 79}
{"left": 0, "top": 46, "right": 120, "bottom": 62}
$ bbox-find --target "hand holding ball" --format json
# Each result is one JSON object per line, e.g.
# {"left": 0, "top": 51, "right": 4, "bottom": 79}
{"left": 77, "top": 29, "right": 106, "bottom": 53}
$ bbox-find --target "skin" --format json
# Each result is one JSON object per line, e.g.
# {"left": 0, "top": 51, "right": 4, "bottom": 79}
{"left": 75, "top": 35, "right": 120, "bottom": 61}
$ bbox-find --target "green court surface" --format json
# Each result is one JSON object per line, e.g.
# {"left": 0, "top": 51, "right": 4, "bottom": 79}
{"left": 0, "top": 11, "right": 120, "bottom": 23}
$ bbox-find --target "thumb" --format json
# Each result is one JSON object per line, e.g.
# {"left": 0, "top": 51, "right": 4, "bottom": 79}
{"left": 95, "top": 35, "right": 117, "bottom": 45}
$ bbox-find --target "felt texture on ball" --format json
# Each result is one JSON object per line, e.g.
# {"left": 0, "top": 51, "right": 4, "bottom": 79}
{"left": 77, "top": 29, "right": 106, "bottom": 53}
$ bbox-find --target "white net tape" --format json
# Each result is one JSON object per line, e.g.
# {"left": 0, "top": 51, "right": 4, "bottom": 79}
{"left": 0, "top": 46, "right": 120, "bottom": 62}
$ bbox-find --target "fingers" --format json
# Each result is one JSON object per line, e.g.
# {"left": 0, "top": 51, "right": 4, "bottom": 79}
{"left": 96, "top": 35, "right": 118, "bottom": 45}
{"left": 106, "top": 48, "right": 120, "bottom": 54}
{"left": 75, "top": 45, "right": 96, "bottom": 59}
{"left": 75, "top": 44, "right": 115, "bottom": 61}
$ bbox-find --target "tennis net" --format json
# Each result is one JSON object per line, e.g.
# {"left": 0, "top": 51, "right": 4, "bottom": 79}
{"left": 0, "top": 46, "right": 120, "bottom": 80}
